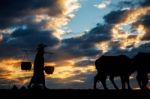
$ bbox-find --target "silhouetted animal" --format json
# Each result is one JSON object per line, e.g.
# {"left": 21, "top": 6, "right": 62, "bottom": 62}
{"left": 28, "top": 43, "right": 47, "bottom": 89}
{"left": 94, "top": 55, "right": 135, "bottom": 90}
{"left": 133, "top": 52, "right": 150, "bottom": 90}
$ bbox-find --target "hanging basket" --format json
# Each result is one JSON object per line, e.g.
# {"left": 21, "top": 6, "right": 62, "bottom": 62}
{"left": 44, "top": 66, "right": 54, "bottom": 74}
{"left": 21, "top": 62, "right": 32, "bottom": 70}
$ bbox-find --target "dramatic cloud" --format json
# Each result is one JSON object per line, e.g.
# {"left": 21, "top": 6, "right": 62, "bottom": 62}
{"left": 141, "top": 0, "right": 150, "bottom": 7}
{"left": 133, "top": 14, "right": 150, "bottom": 41}
{"left": 0, "top": 0, "right": 81, "bottom": 60}
{"left": 0, "top": 0, "right": 80, "bottom": 38}
{"left": 93, "top": 0, "right": 150, "bottom": 56}
{"left": 0, "top": 58, "right": 32, "bottom": 88}
{"left": 0, "top": 27, "right": 59, "bottom": 59}
{"left": 50, "top": 24, "right": 111, "bottom": 61}
{"left": 103, "top": 4, "right": 150, "bottom": 50}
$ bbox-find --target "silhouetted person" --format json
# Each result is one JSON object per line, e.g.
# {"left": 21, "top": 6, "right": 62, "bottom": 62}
{"left": 28, "top": 43, "right": 47, "bottom": 89}
{"left": 94, "top": 55, "right": 135, "bottom": 90}
{"left": 133, "top": 52, "right": 150, "bottom": 90}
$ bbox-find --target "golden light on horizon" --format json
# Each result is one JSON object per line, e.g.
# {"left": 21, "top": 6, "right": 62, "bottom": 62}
{"left": 46, "top": 57, "right": 95, "bottom": 80}
{"left": 47, "top": 65, "right": 95, "bottom": 79}
{"left": 0, "top": 59, "right": 32, "bottom": 85}
{"left": 0, "top": 58, "right": 22, "bottom": 66}
{"left": 0, "top": 58, "right": 96, "bottom": 86}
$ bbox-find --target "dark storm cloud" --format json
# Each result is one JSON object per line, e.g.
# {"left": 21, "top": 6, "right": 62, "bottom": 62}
{"left": 141, "top": 0, "right": 150, "bottom": 7}
{"left": 141, "top": 15, "right": 150, "bottom": 27}
{"left": 103, "top": 0, "right": 141, "bottom": 24}
{"left": 0, "top": 0, "right": 66, "bottom": 29}
{"left": 117, "top": 0, "right": 144, "bottom": 8}
{"left": 49, "top": 42, "right": 100, "bottom": 62}
{"left": 0, "top": 27, "right": 59, "bottom": 59}
{"left": 63, "top": 24, "right": 111, "bottom": 47}
{"left": 134, "top": 0, "right": 150, "bottom": 40}
{"left": 11, "top": 28, "right": 59, "bottom": 47}
{"left": 132, "top": 14, "right": 150, "bottom": 40}
{"left": 104, "top": 10, "right": 126, "bottom": 24}
{"left": 134, "top": 43, "right": 150, "bottom": 53}
{"left": 102, "top": 0, "right": 150, "bottom": 56}
{"left": 48, "top": 24, "right": 111, "bottom": 61}
{"left": 85, "top": 24, "right": 112, "bottom": 42}
{"left": 140, "top": 14, "right": 150, "bottom": 40}
{"left": 104, "top": 0, "right": 150, "bottom": 25}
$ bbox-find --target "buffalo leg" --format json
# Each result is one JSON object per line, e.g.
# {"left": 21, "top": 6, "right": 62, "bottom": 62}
{"left": 137, "top": 72, "right": 148, "bottom": 90}
{"left": 93, "top": 75, "right": 98, "bottom": 89}
{"left": 110, "top": 76, "right": 119, "bottom": 90}
{"left": 137, "top": 74, "right": 142, "bottom": 89}
{"left": 141, "top": 73, "right": 148, "bottom": 90}
{"left": 125, "top": 76, "right": 131, "bottom": 90}
{"left": 100, "top": 74, "right": 108, "bottom": 90}
{"left": 121, "top": 76, "right": 126, "bottom": 90}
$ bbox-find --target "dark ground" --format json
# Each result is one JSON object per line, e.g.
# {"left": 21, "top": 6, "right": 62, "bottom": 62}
{"left": 0, "top": 89, "right": 149, "bottom": 98}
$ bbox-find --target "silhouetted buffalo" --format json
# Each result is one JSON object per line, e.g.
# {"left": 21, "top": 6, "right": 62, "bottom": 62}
{"left": 94, "top": 55, "right": 135, "bottom": 90}
{"left": 133, "top": 52, "right": 150, "bottom": 90}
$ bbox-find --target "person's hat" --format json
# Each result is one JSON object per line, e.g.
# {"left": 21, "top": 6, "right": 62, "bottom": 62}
{"left": 37, "top": 43, "right": 47, "bottom": 49}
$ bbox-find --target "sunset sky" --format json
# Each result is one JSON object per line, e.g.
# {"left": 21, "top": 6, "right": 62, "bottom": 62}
{"left": 0, "top": 0, "right": 150, "bottom": 89}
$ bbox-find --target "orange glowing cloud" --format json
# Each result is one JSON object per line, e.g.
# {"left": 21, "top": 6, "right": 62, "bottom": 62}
{"left": 95, "top": 41, "right": 110, "bottom": 53}
{"left": 0, "top": 59, "right": 32, "bottom": 85}
{"left": 111, "top": 7, "right": 150, "bottom": 49}
{"left": 0, "top": 58, "right": 96, "bottom": 86}
{"left": 48, "top": 65, "right": 95, "bottom": 79}
{"left": 45, "top": 59, "right": 95, "bottom": 79}
{"left": 25, "top": 0, "right": 81, "bottom": 39}
{"left": 0, "top": 58, "right": 22, "bottom": 66}
{"left": 45, "top": 0, "right": 80, "bottom": 39}
{"left": 122, "top": 7, "right": 150, "bottom": 24}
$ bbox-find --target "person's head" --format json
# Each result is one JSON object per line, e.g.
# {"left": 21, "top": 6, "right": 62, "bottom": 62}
{"left": 37, "top": 43, "right": 47, "bottom": 50}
